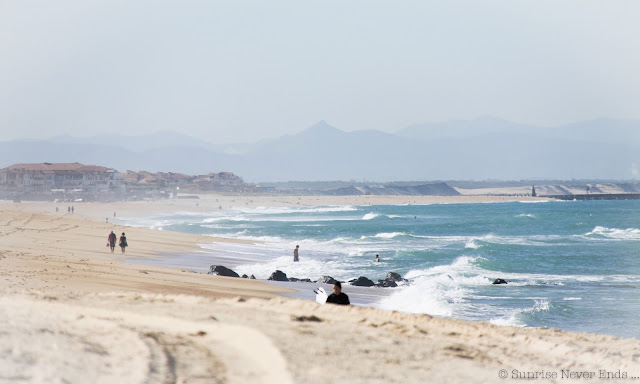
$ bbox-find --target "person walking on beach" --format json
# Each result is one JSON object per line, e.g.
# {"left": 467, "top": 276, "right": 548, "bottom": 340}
{"left": 293, "top": 245, "right": 299, "bottom": 262}
{"left": 119, "top": 232, "right": 128, "bottom": 254}
{"left": 326, "top": 281, "right": 350, "bottom": 305}
{"left": 107, "top": 231, "right": 117, "bottom": 253}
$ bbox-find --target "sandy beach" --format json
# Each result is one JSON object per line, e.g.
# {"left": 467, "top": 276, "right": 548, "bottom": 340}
{"left": 1, "top": 195, "right": 639, "bottom": 383}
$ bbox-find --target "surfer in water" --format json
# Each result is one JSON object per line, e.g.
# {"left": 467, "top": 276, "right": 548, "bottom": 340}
{"left": 325, "top": 281, "right": 350, "bottom": 305}
{"left": 293, "top": 245, "right": 299, "bottom": 262}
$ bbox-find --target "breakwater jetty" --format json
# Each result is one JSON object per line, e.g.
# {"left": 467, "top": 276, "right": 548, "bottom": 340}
{"left": 544, "top": 193, "right": 640, "bottom": 201}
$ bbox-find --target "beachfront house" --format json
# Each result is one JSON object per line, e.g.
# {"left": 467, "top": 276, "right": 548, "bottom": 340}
{"left": 0, "top": 162, "right": 125, "bottom": 200}
{"left": 193, "top": 172, "right": 245, "bottom": 191}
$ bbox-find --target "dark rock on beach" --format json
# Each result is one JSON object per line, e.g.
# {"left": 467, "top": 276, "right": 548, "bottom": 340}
{"left": 250, "top": 275, "right": 256, "bottom": 279}
{"left": 268, "top": 270, "right": 289, "bottom": 281}
{"left": 385, "top": 272, "right": 405, "bottom": 282}
{"left": 316, "top": 276, "right": 337, "bottom": 284}
{"left": 349, "top": 276, "right": 375, "bottom": 287}
{"left": 376, "top": 279, "right": 398, "bottom": 288}
{"left": 208, "top": 265, "right": 239, "bottom": 278}
{"left": 241, "top": 274, "right": 248, "bottom": 278}
{"left": 492, "top": 278, "right": 508, "bottom": 285}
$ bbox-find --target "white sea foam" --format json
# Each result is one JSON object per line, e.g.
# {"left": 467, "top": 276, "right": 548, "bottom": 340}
{"left": 465, "top": 240, "right": 481, "bottom": 249}
{"left": 201, "top": 224, "right": 258, "bottom": 230}
{"left": 408, "top": 233, "right": 557, "bottom": 247}
{"left": 362, "top": 213, "right": 379, "bottom": 220}
{"left": 374, "top": 232, "right": 405, "bottom": 239}
{"left": 202, "top": 216, "right": 245, "bottom": 223}
{"left": 532, "top": 299, "right": 550, "bottom": 312}
{"left": 125, "top": 218, "right": 180, "bottom": 230}
{"left": 238, "top": 205, "right": 358, "bottom": 215}
{"left": 489, "top": 314, "right": 525, "bottom": 327}
{"left": 234, "top": 256, "right": 355, "bottom": 281}
{"left": 489, "top": 299, "right": 550, "bottom": 327}
{"left": 516, "top": 213, "right": 535, "bottom": 218}
{"left": 584, "top": 226, "right": 640, "bottom": 241}
{"left": 375, "top": 256, "right": 491, "bottom": 316}
{"left": 375, "top": 275, "right": 464, "bottom": 317}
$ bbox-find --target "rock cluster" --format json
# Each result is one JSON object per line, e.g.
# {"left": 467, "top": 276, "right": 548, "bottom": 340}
{"left": 208, "top": 265, "right": 508, "bottom": 288}
{"left": 208, "top": 265, "right": 413, "bottom": 288}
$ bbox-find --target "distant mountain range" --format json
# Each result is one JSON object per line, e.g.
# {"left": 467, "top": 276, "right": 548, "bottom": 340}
{"left": 1, "top": 117, "right": 639, "bottom": 182}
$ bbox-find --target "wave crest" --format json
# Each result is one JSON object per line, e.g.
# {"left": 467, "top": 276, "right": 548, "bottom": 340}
{"left": 585, "top": 226, "right": 640, "bottom": 241}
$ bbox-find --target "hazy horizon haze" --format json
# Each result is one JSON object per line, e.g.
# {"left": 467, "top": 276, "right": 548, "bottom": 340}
{"left": 2, "top": 1, "right": 640, "bottom": 144}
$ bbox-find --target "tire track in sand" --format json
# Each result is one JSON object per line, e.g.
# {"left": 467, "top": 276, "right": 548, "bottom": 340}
{"left": 0, "top": 295, "right": 292, "bottom": 384}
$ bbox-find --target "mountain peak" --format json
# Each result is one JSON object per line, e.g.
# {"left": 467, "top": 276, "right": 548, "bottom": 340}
{"left": 308, "top": 120, "right": 338, "bottom": 132}
{"left": 299, "top": 120, "right": 344, "bottom": 138}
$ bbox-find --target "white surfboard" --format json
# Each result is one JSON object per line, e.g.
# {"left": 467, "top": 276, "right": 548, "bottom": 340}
{"left": 314, "top": 287, "right": 328, "bottom": 304}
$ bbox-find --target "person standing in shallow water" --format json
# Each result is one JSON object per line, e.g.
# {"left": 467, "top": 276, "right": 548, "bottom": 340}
{"left": 107, "top": 231, "right": 117, "bottom": 253}
{"left": 119, "top": 232, "right": 128, "bottom": 254}
{"left": 293, "top": 245, "right": 299, "bottom": 262}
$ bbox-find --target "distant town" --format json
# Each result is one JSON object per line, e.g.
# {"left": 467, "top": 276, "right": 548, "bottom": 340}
{"left": 1, "top": 162, "right": 639, "bottom": 202}
{"left": 0, "top": 162, "right": 252, "bottom": 202}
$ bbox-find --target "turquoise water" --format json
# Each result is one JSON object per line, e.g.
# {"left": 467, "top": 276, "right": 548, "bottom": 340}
{"left": 126, "top": 199, "right": 640, "bottom": 339}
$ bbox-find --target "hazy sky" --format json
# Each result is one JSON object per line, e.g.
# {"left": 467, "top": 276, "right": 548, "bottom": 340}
{"left": 1, "top": 1, "right": 639, "bottom": 144}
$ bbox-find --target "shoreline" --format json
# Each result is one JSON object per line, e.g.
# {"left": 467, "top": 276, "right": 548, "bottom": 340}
{"left": 2, "top": 197, "right": 640, "bottom": 383}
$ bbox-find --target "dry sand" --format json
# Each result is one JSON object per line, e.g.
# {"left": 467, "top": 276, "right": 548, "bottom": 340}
{"left": 1, "top": 196, "right": 639, "bottom": 383}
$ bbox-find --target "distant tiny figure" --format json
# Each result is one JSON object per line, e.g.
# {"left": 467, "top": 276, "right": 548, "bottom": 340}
{"left": 106, "top": 218, "right": 109, "bottom": 223}
{"left": 375, "top": 254, "right": 380, "bottom": 262}
{"left": 114, "top": 212, "right": 116, "bottom": 218}
{"left": 108, "top": 231, "right": 117, "bottom": 253}
{"left": 67, "top": 206, "right": 70, "bottom": 214}
{"left": 119, "top": 232, "right": 128, "bottom": 254}
{"left": 56, "top": 207, "right": 59, "bottom": 213}
{"left": 71, "top": 205, "right": 74, "bottom": 214}
{"left": 326, "top": 281, "right": 350, "bottom": 305}
{"left": 293, "top": 245, "right": 299, "bottom": 262}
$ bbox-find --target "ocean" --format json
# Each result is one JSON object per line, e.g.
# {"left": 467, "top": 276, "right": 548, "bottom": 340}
{"left": 124, "top": 199, "right": 640, "bottom": 339}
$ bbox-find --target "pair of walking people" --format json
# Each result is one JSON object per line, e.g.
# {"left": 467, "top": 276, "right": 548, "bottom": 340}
{"left": 108, "top": 231, "right": 128, "bottom": 254}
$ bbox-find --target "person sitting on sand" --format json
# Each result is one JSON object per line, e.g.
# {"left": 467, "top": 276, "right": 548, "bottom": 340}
{"left": 325, "top": 281, "right": 350, "bottom": 305}
{"left": 119, "top": 232, "right": 128, "bottom": 254}
{"left": 293, "top": 245, "right": 299, "bottom": 262}
{"left": 108, "top": 231, "right": 117, "bottom": 253}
